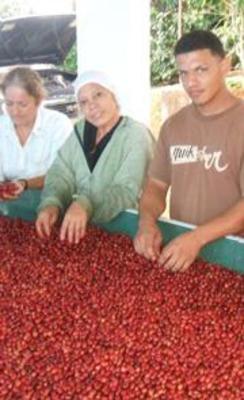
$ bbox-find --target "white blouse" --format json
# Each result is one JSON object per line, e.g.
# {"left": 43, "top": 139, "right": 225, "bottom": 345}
{"left": 0, "top": 106, "right": 73, "bottom": 181}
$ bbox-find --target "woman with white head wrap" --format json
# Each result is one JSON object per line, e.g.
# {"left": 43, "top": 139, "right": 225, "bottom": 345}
{"left": 73, "top": 70, "right": 119, "bottom": 101}
{"left": 36, "top": 70, "right": 154, "bottom": 244}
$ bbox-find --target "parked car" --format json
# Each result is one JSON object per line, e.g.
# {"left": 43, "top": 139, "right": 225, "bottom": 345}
{"left": 0, "top": 13, "right": 77, "bottom": 118}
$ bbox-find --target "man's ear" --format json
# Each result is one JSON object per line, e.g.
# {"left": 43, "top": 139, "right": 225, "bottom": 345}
{"left": 221, "top": 55, "right": 231, "bottom": 76}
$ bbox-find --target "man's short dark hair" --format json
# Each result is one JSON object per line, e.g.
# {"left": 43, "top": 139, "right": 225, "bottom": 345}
{"left": 174, "top": 30, "right": 225, "bottom": 58}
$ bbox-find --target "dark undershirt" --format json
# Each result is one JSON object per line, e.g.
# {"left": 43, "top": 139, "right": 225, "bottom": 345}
{"left": 83, "top": 117, "right": 122, "bottom": 171}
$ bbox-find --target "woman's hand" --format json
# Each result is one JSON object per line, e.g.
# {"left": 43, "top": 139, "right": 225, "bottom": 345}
{"left": 36, "top": 206, "right": 60, "bottom": 238}
{"left": 0, "top": 180, "right": 25, "bottom": 200}
{"left": 60, "top": 201, "right": 88, "bottom": 244}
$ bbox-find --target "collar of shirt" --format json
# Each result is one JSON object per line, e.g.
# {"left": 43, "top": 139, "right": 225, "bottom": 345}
{"left": 31, "top": 105, "right": 46, "bottom": 136}
{"left": 1, "top": 105, "right": 45, "bottom": 139}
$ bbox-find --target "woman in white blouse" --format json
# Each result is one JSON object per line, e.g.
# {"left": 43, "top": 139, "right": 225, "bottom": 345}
{"left": 0, "top": 66, "right": 72, "bottom": 200}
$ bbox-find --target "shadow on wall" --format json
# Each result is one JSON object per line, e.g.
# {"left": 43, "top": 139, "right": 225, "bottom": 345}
{"left": 150, "top": 84, "right": 190, "bottom": 139}
{"left": 149, "top": 83, "right": 190, "bottom": 218}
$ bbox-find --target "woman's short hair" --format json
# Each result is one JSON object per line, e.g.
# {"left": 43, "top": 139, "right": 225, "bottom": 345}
{"left": 1, "top": 66, "right": 46, "bottom": 103}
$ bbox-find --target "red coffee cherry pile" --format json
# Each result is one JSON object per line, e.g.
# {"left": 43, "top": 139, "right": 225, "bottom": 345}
{"left": 0, "top": 217, "right": 243, "bottom": 399}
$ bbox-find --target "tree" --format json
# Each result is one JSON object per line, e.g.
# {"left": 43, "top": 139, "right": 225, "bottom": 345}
{"left": 151, "top": 0, "right": 244, "bottom": 85}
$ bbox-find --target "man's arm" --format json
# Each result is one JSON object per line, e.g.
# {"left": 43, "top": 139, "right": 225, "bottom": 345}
{"left": 160, "top": 198, "right": 244, "bottom": 272}
{"left": 195, "top": 198, "right": 244, "bottom": 244}
{"left": 134, "top": 177, "right": 169, "bottom": 260}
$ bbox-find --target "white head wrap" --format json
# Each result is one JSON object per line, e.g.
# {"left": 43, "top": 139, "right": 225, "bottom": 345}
{"left": 73, "top": 70, "right": 119, "bottom": 104}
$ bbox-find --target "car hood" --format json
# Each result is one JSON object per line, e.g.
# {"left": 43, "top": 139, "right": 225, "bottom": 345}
{"left": 0, "top": 14, "right": 76, "bottom": 66}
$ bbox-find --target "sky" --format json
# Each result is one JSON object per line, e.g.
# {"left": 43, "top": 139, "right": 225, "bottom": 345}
{"left": 26, "top": 0, "right": 74, "bottom": 15}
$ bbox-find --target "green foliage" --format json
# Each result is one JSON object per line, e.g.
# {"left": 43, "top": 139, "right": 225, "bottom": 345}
{"left": 151, "top": 0, "right": 244, "bottom": 85}
{"left": 60, "top": 44, "right": 77, "bottom": 73}
{"left": 151, "top": 8, "right": 178, "bottom": 85}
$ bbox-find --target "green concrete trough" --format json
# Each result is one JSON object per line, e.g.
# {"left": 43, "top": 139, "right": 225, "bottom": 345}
{"left": 0, "top": 190, "right": 243, "bottom": 274}
{"left": 100, "top": 210, "right": 244, "bottom": 275}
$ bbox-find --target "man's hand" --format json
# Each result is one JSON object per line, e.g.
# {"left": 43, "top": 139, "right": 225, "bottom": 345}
{"left": 159, "top": 231, "right": 202, "bottom": 272}
{"left": 60, "top": 201, "right": 88, "bottom": 244}
{"left": 36, "top": 206, "right": 60, "bottom": 238}
{"left": 134, "top": 222, "right": 163, "bottom": 261}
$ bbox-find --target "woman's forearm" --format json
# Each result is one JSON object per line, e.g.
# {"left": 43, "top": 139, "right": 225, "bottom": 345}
{"left": 20, "top": 176, "right": 45, "bottom": 190}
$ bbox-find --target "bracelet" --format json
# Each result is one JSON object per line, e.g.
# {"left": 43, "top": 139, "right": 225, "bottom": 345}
{"left": 20, "top": 179, "right": 28, "bottom": 190}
